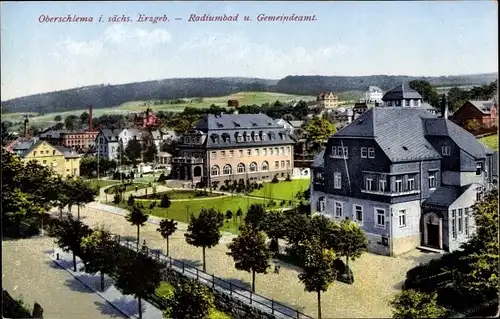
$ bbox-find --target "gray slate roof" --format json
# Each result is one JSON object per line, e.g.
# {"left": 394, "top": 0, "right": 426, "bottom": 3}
{"left": 196, "top": 114, "right": 282, "bottom": 131}
{"left": 311, "top": 150, "right": 325, "bottom": 169}
{"left": 382, "top": 84, "right": 422, "bottom": 101}
{"left": 422, "top": 184, "right": 473, "bottom": 208}
{"left": 368, "top": 86, "right": 383, "bottom": 92}
{"left": 99, "top": 128, "right": 123, "bottom": 142}
{"left": 468, "top": 100, "right": 496, "bottom": 114}
{"left": 52, "top": 145, "right": 81, "bottom": 158}
{"left": 334, "top": 107, "right": 442, "bottom": 161}
{"left": 423, "top": 118, "right": 490, "bottom": 159}
{"left": 39, "top": 130, "right": 69, "bottom": 138}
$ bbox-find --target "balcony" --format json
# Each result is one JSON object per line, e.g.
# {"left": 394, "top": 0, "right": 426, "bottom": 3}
{"left": 171, "top": 157, "right": 204, "bottom": 164}
{"left": 361, "top": 189, "right": 420, "bottom": 197}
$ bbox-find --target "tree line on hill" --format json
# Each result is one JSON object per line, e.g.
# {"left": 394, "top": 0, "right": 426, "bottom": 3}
{"left": 1, "top": 73, "right": 496, "bottom": 114}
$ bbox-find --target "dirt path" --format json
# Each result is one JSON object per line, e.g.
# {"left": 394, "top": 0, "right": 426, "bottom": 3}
{"left": 2, "top": 236, "right": 126, "bottom": 319}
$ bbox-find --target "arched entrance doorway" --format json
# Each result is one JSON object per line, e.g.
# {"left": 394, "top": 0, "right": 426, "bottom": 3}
{"left": 423, "top": 212, "right": 443, "bottom": 249}
{"left": 179, "top": 166, "right": 186, "bottom": 180}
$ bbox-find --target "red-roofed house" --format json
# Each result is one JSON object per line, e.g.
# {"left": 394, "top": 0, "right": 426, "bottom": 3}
{"left": 451, "top": 100, "right": 498, "bottom": 129}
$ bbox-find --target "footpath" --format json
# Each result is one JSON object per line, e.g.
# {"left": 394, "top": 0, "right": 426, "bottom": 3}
{"left": 50, "top": 246, "right": 163, "bottom": 319}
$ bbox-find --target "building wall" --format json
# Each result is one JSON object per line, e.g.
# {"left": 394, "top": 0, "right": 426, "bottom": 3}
{"left": 446, "top": 184, "right": 479, "bottom": 251}
{"left": 23, "top": 142, "right": 81, "bottom": 177}
{"left": 390, "top": 200, "right": 422, "bottom": 256}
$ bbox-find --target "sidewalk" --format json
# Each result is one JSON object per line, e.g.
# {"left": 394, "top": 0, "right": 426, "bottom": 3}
{"left": 50, "top": 247, "right": 163, "bottom": 319}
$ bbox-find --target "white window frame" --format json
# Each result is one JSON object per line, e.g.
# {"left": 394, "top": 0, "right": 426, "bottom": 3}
{"left": 407, "top": 177, "right": 415, "bottom": 191}
{"left": 365, "top": 177, "right": 373, "bottom": 191}
{"left": 458, "top": 208, "right": 463, "bottom": 233}
{"left": 428, "top": 171, "right": 436, "bottom": 189}
{"left": 246, "top": 149, "right": 251, "bottom": 156}
{"left": 379, "top": 179, "right": 387, "bottom": 192}
{"left": 334, "top": 172, "right": 342, "bottom": 189}
{"left": 398, "top": 209, "right": 406, "bottom": 228}
{"left": 361, "top": 147, "right": 367, "bottom": 158}
{"left": 229, "top": 150, "right": 234, "bottom": 158}
{"left": 451, "top": 209, "right": 457, "bottom": 239}
{"left": 343, "top": 146, "right": 348, "bottom": 157}
{"left": 395, "top": 178, "right": 403, "bottom": 193}
{"left": 368, "top": 147, "right": 375, "bottom": 158}
{"left": 353, "top": 204, "right": 363, "bottom": 224}
{"left": 374, "top": 207, "right": 386, "bottom": 229}
{"left": 220, "top": 151, "right": 226, "bottom": 158}
{"left": 211, "top": 151, "right": 216, "bottom": 159}
{"left": 334, "top": 201, "right": 343, "bottom": 218}
{"left": 442, "top": 145, "right": 450, "bottom": 156}
{"left": 263, "top": 148, "right": 267, "bottom": 156}
{"left": 331, "top": 146, "right": 337, "bottom": 156}
{"left": 318, "top": 197, "right": 325, "bottom": 212}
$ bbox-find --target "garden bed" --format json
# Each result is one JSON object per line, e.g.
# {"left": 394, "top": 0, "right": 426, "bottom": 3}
{"left": 104, "top": 182, "right": 149, "bottom": 194}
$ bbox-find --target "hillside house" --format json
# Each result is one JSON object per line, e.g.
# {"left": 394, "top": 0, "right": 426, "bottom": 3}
{"left": 451, "top": 100, "right": 498, "bottom": 129}
{"left": 317, "top": 91, "right": 339, "bottom": 109}
{"left": 365, "top": 86, "right": 384, "bottom": 104}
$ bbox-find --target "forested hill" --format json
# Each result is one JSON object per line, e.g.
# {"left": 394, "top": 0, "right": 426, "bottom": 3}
{"left": 2, "top": 73, "right": 497, "bottom": 114}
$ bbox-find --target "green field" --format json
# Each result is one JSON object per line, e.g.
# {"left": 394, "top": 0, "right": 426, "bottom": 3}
{"left": 104, "top": 182, "right": 149, "bottom": 194}
{"left": 137, "top": 190, "right": 224, "bottom": 200}
{"left": 155, "top": 282, "right": 230, "bottom": 319}
{"left": 112, "top": 195, "right": 266, "bottom": 233}
{"left": 479, "top": 134, "right": 498, "bottom": 150}
{"left": 86, "top": 179, "right": 119, "bottom": 189}
{"left": 3, "top": 92, "right": 316, "bottom": 127}
{"left": 250, "top": 179, "right": 310, "bottom": 201}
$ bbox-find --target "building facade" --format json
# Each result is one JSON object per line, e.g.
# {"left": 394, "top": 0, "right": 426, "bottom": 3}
{"left": 310, "top": 107, "right": 495, "bottom": 256}
{"left": 365, "top": 86, "right": 384, "bottom": 104}
{"left": 170, "top": 114, "right": 295, "bottom": 187}
{"left": 134, "top": 107, "right": 161, "bottom": 128}
{"left": 317, "top": 91, "right": 339, "bottom": 109}
{"left": 95, "top": 127, "right": 143, "bottom": 161}
{"left": 451, "top": 100, "right": 498, "bottom": 129}
{"left": 379, "top": 84, "right": 440, "bottom": 115}
{"left": 62, "top": 131, "right": 99, "bottom": 151}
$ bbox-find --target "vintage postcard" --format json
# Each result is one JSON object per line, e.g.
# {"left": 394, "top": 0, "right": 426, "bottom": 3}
{"left": 1, "top": 1, "right": 498, "bottom": 319}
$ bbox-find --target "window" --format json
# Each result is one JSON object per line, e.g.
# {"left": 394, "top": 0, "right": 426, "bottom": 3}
{"left": 333, "top": 172, "right": 342, "bottom": 189}
{"left": 338, "top": 147, "right": 344, "bottom": 157}
{"left": 368, "top": 148, "right": 375, "bottom": 158}
{"left": 186, "top": 137, "right": 191, "bottom": 143}
{"left": 223, "top": 165, "right": 232, "bottom": 175}
{"left": 269, "top": 148, "right": 273, "bottom": 155}
{"left": 274, "top": 161, "right": 279, "bottom": 169}
{"left": 211, "top": 151, "right": 216, "bottom": 159}
{"left": 476, "top": 163, "right": 483, "bottom": 176}
{"left": 229, "top": 150, "right": 234, "bottom": 158}
{"left": 286, "top": 160, "right": 291, "bottom": 168}
{"left": 237, "top": 163, "right": 245, "bottom": 173}
{"left": 286, "top": 146, "right": 290, "bottom": 154}
{"left": 33, "top": 151, "right": 37, "bottom": 156}
{"left": 405, "top": 100, "right": 410, "bottom": 106}
{"left": 375, "top": 208, "right": 386, "bottom": 228}
{"left": 379, "top": 178, "right": 387, "bottom": 192}
{"left": 237, "top": 135, "right": 243, "bottom": 142}
{"left": 247, "top": 149, "right": 251, "bottom": 156}
{"left": 263, "top": 148, "right": 267, "bottom": 156}
{"left": 43, "top": 160, "right": 47, "bottom": 164}
{"left": 255, "top": 149, "right": 260, "bottom": 156}
{"left": 317, "top": 197, "right": 325, "bottom": 212}
{"left": 407, "top": 176, "right": 415, "bottom": 191}
{"left": 220, "top": 151, "right": 226, "bottom": 158}
{"left": 361, "top": 147, "right": 367, "bottom": 158}
{"left": 464, "top": 207, "right": 469, "bottom": 236}
{"left": 395, "top": 100, "right": 401, "bottom": 107}
{"left": 442, "top": 145, "right": 450, "bottom": 156}
{"left": 395, "top": 178, "right": 403, "bottom": 192}
{"left": 476, "top": 191, "right": 482, "bottom": 202}
{"left": 262, "top": 161, "right": 269, "bottom": 171}
{"left": 334, "top": 201, "right": 343, "bottom": 217}
{"left": 331, "top": 146, "right": 337, "bottom": 156}
{"left": 245, "top": 135, "right": 251, "bottom": 142}
{"left": 239, "top": 150, "right": 243, "bottom": 157}
{"left": 387, "top": 101, "right": 393, "bottom": 106}
{"left": 365, "top": 177, "right": 373, "bottom": 191}
{"left": 249, "top": 162, "right": 258, "bottom": 172}
{"left": 280, "top": 161, "right": 285, "bottom": 168}
{"left": 354, "top": 205, "right": 363, "bottom": 223}
{"left": 428, "top": 171, "right": 437, "bottom": 189}
{"left": 211, "top": 165, "right": 220, "bottom": 176}
{"left": 52, "top": 150, "right": 56, "bottom": 155}
{"left": 280, "top": 147, "right": 284, "bottom": 155}
{"left": 399, "top": 210, "right": 406, "bottom": 227}
{"left": 343, "top": 146, "right": 348, "bottom": 157}
{"left": 413, "top": 100, "right": 419, "bottom": 107}
{"left": 452, "top": 210, "right": 457, "bottom": 239}
{"left": 458, "top": 208, "right": 463, "bottom": 233}
{"left": 274, "top": 147, "right": 279, "bottom": 155}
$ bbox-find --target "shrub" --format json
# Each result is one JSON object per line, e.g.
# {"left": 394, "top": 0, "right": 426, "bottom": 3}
{"left": 113, "top": 193, "right": 120, "bottom": 204}
{"left": 157, "top": 174, "right": 166, "bottom": 183}
{"left": 127, "top": 195, "right": 135, "bottom": 206}
{"left": 285, "top": 174, "right": 292, "bottom": 181}
{"left": 160, "top": 194, "right": 171, "bottom": 208}
{"left": 271, "top": 175, "right": 279, "bottom": 183}
{"left": 333, "top": 258, "right": 353, "bottom": 284}
{"left": 280, "top": 200, "right": 286, "bottom": 207}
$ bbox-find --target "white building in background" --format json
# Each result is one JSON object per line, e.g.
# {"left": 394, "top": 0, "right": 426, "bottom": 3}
{"left": 95, "top": 127, "right": 143, "bottom": 161}
{"left": 365, "top": 86, "right": 384, "bottom": 104}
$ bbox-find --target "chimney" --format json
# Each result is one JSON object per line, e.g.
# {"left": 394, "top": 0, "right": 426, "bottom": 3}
{"left": 24, "top": 116, "right": 30, "bottom": 138}
{"left": 88, "top": 102, "right": 93, "bottom": 131}
{"left": 444, "top": 106, "right": 449, "bottom": 120}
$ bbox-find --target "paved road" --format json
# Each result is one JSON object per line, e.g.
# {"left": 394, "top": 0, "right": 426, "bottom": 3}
{"left": 2, "top": 236, "right": 127, "bottom": 319}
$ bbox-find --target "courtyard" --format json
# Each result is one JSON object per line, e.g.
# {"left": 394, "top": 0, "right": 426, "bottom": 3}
{"left": 74, "top": 205, "right": 440, "bottom": 318}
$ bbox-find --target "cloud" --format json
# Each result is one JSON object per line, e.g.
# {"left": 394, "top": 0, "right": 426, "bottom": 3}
{"left": 55, "top": 25, "right": 172, "bottom": 58}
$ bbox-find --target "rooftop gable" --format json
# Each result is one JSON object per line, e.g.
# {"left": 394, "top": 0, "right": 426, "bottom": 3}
{"left": 382, "top": 84, "right": 422, "bottom": 101}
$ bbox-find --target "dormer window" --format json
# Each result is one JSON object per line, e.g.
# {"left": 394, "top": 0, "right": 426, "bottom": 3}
{"left": 405, "top": 100, "right": 410, "bottom": 107}
{"left": 395, "top": 100, "right": 401, "bottom": 107}
{"left": 185, "top": 137, "right": 191, "bottom": 143}
{"left": 476, "top": 162, "right": 483, "bottom": 176}
{"left": 442, "top": 145, "right": 450, "bottom": 156}
{"left": 254, "top": 135, "right": 260, "bottom": 141}
{"left": 387, "top": 101, "right": 392, "bottom": 106}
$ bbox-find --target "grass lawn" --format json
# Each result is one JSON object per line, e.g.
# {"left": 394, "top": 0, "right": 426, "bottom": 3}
{"left": 137, "top": 190, "right": 224, "bottom": 200}
{"left": 155, "top": 282, "right": 231, "bottom": 319}
{"left": 250, "top": 179, "right": 310, "bottom": 201}
{"left": 112, "top": 195, "right": 266, "bottom": 233}
{"left": 86, "top": 179, "right": 119, "bottom": 189}
{"left": 479, "top": 134, "right": 498, "bottom": 150}
{"left": 104, "top": 182, "right": 149, "bottom": 194}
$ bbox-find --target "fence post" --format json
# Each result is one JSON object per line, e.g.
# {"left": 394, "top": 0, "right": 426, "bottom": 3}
{"left": 182, "top": 262, "right": 185, "bottom": 273}
{"left": 196, "top": 268, "right": 199, "bottom": 280}
{"left": 169, "top": 257, "right": 172, "bottom": 268}
{"left": 271, "top": 299, "right": 274, "bottom": 314}
{"left": 250, "top": 291, "right": 252, "bottom": 305}
{"left": 229, "top": 282, "right": 232, "bottom": 296}
{"left": 212, "top": 274, "right": 215, "bottom": 288}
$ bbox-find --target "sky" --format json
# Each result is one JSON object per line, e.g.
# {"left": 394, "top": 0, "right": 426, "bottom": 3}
{"left": 1, "top": 1, "right": 498, "bottom": 100}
